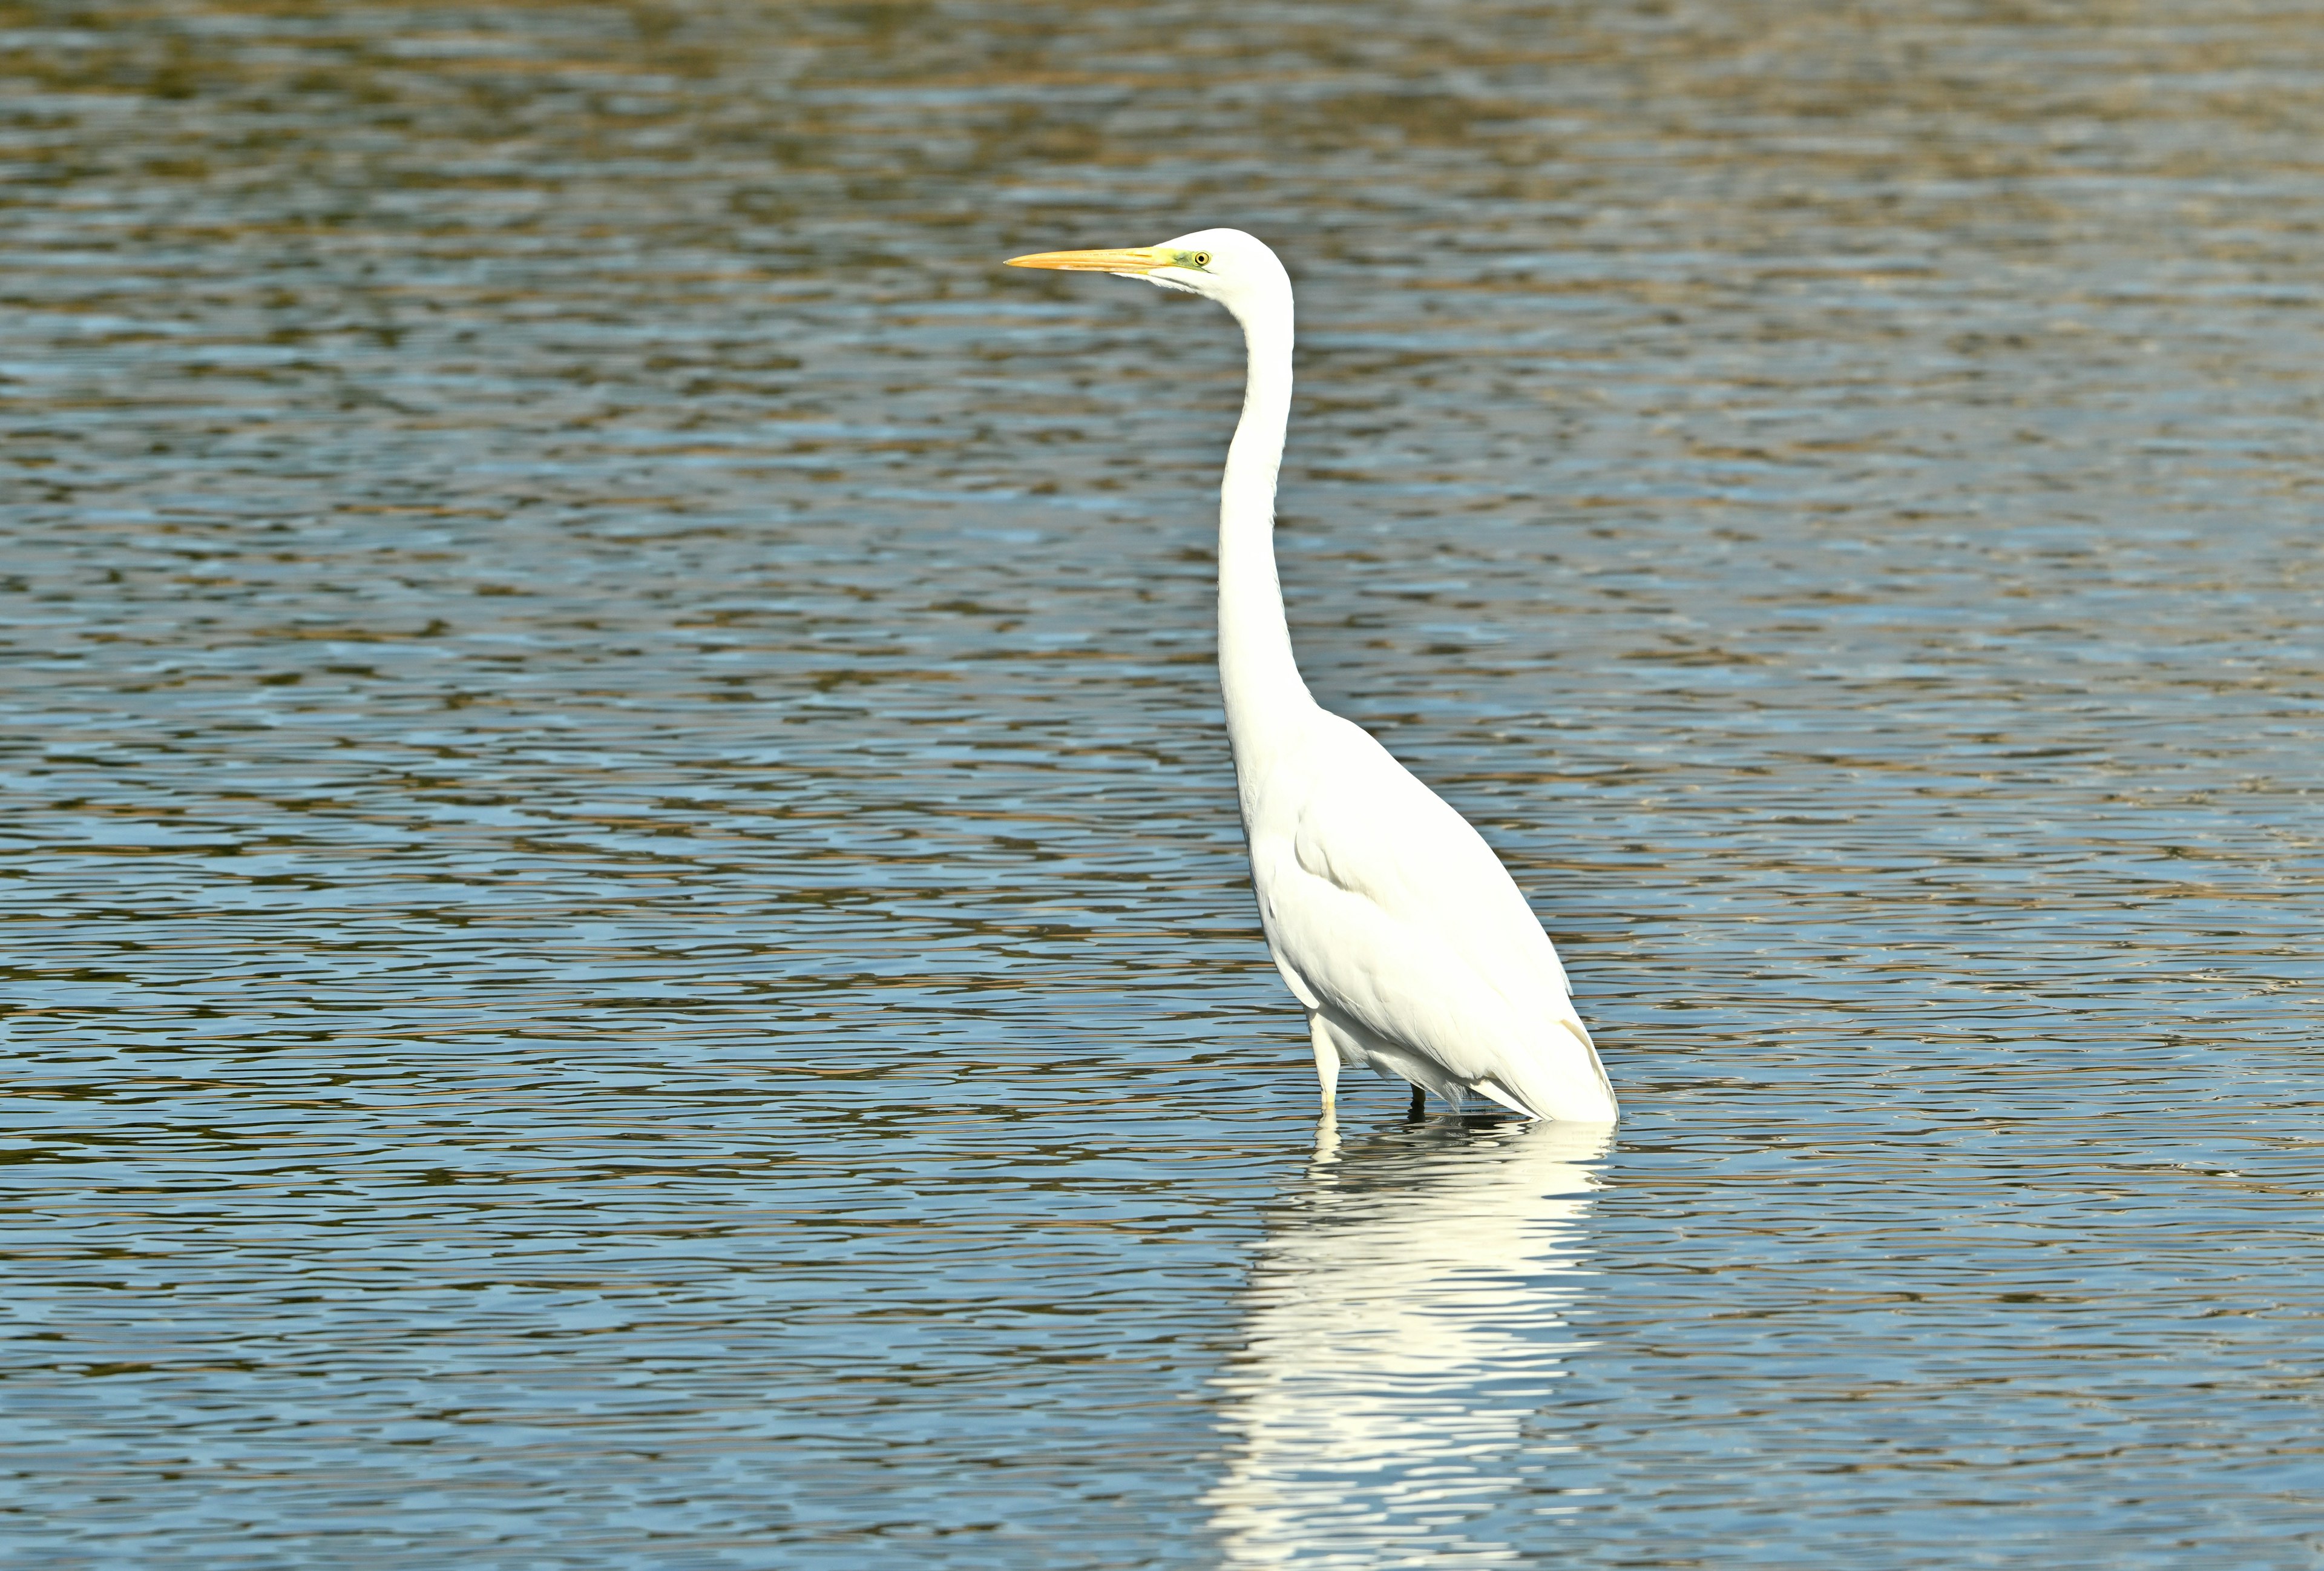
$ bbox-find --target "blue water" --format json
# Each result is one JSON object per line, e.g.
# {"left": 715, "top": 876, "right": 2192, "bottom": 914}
{"left": 5, "top": 2, "right": 2322, "bottom": 1566}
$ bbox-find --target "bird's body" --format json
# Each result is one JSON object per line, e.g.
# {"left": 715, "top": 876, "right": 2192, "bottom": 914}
{"left": 1008, "top": 230, "right": 1617, "bottom": 1122}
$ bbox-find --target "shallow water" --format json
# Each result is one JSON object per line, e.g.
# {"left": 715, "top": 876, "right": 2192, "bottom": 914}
{"left": 4, "top": 1, "right": 2322, "bottom": 1565}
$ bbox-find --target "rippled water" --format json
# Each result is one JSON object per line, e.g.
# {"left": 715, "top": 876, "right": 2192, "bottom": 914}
{"left": 5, "top": 2, "right": 2322, "bottom": 1565}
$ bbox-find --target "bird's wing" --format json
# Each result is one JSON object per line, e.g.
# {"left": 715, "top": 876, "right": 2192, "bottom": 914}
{"left": 1245, "top": 713, "right": 1600, "bottom": 1107}
{"left": 1278, "top": 713, "right": 1575, "bottom": 1010}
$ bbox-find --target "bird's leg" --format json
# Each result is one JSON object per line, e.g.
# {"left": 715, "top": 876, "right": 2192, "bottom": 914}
{"left": 1406, "top": 1084, "right": 1425, "bottom": 1120}
{"left": 1307, "top": 1013, "right": 1340, "bottom": 1112}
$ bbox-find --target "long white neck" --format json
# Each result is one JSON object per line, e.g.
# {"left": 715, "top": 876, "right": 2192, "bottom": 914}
{"left": 1217, "top": 297, "right": 1315, "bottom": 768}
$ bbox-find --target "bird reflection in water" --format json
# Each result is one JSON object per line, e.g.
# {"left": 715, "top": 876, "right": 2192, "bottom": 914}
{"left": 1206, "top": 1113, "right": 1613, "bottom": 1565}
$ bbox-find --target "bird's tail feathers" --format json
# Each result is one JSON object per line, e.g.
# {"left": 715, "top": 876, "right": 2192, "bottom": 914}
{"left": 1480, "top": 1016, "right": 1619, "bottom": 1122}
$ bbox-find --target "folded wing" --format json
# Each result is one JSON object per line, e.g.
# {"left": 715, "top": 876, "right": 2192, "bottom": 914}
{"left": 1252, "top": 714, "right": 1616, "bottom": 1121}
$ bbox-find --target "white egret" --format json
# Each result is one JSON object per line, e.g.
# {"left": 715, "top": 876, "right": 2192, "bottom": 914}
{"left": 1006, "top": 230, "right": 1617, "bottom": 1122}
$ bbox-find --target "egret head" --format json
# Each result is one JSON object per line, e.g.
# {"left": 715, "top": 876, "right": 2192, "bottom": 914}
{"left": 1005, "top": 228, "right": 1289, "bottom": 324}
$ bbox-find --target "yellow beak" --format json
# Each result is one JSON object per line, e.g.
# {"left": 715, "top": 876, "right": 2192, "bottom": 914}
{"left": 1003, "top": 246, "right": 1169, "bottom": 275}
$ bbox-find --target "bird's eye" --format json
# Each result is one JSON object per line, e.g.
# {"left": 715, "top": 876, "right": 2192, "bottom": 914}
{"left": 1191, "top": 251, "right": 1212, "bottom": 268}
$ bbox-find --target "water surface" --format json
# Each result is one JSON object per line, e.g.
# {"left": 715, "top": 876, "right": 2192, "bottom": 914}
{"left": 4, "top": 2, "right": 2322, "bottom": 1566}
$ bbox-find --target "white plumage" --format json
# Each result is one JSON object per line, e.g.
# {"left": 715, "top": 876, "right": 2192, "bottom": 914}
{"left": 1008, "top": 229, "right": 1617, "bottom": 1122}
